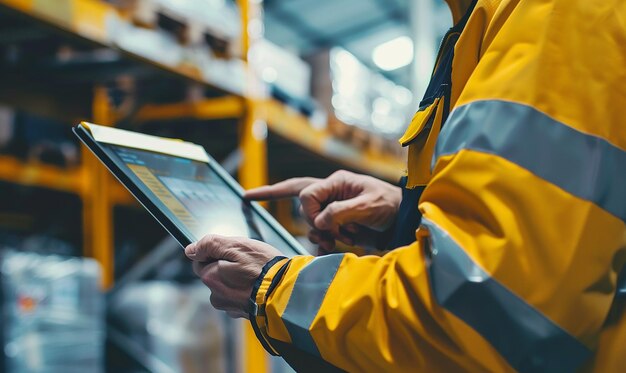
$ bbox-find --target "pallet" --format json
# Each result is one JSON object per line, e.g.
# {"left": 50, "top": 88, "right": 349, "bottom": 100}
{"left": 111, "top": 0, "right": 234, "bottom": 57}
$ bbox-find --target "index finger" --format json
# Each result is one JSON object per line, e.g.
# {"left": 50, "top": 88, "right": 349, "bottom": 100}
{"left": 244, "top": 177, "right": 320, "bottom": 200}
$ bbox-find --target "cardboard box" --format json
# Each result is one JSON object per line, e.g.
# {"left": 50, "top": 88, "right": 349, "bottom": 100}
{"left": 1, "top": 251, "right": 104, "bottom": 373}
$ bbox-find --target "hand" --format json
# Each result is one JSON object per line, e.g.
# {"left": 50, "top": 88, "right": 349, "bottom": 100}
{"left": 185, "top": 234, "right": 282, "bottom": 319}
{"left": 245, "top": 170, "right": 402, "bottom": 253}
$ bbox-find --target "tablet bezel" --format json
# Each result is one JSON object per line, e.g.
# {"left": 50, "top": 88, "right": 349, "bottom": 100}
{"left": 74, "top": 124, "right": 307, "bottom": 256}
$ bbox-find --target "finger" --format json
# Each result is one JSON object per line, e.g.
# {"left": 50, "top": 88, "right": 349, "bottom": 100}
{"left": 335, "top": 225, "right": 359, "bottom": 246}
{"left": 307, "top": 229, "right": 322, "bottom": 244}
{"left": 186, "top": 234, "right": 243, "bottom": 262}
{"left": 192, "top": 258, "right": 218, "bottom": 276}
{"left": 194, "top": 261, "right": 220, "bottom": 288}
{"left": 314, "top": 195, "right": 370, "bottom": 232}
{"left": 197, "top": 261, "right": 248, "bottom": 302}
{"left": 317, "top": 239, "right": 336, "bottom": 255}
{"left": 216, "top": 260, "right": 260, "bottom": 289}
{"left": 310, "top": 226, "right": 353, "bottom": 248}
{"left": 317, "top": 231, "right": 336, "bottom": 254}
{"left": 298, "top": 205, "right": 315, "bottom": 226}
{"left": 244, "top": 177, "right": 319, "bottom": 200}
{"left": 192, "top": 260, "right": 207, "bottom": 277}
{"left": 299, "top": 182, "right": 330, "bottom": 225}
{"left": 335, "top": 228, "right": 355, "bottom": 246}
{"left": 308, "top": 228, "right": 334, "bottom": 245}
{"left": 307, "top": 228, "right": 333, "bottom": 243}
{"left": 298, "top": 171, "right": 356, "bottom": 224}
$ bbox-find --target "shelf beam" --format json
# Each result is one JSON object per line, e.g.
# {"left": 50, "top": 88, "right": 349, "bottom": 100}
{"left": 0, "top": 155, "right": 82, "bottom": 193}
{"left": 262, "top": 100, "right": 404, "bottom": 181}
{"left": 0, "top": 153, "right": 134, "bottom": 206}
{"left": 135, "top": 96, "right": 244, "bottom": 122}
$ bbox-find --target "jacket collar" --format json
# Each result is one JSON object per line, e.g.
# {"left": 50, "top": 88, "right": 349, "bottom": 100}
{"left": 445, "top": 0, "right": 475, "bottom": 25}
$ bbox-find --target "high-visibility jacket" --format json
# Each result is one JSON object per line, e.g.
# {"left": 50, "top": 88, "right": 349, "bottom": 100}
{"left": 250, "top": 0, "right": 626, "bottom": 371}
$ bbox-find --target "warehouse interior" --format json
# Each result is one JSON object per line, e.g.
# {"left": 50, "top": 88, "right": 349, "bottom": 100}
{"left": 0, "top": 0, "right": 455, "bottom": 372}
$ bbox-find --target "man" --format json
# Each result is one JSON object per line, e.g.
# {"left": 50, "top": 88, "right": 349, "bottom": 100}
{"left": 186, "top": 0, "right": 626, "bottom": 371}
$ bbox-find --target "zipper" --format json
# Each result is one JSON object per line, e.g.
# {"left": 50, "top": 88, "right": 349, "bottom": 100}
{"left": 432, "top": 27, "right": 456, "bottom": 77}
{"left": 418, "top": 31, "right": 458, "bottom": 110}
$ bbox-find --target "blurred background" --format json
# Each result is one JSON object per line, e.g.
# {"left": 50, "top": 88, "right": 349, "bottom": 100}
{"left": 0, "top": 0, "right": 451, "bottom": 372}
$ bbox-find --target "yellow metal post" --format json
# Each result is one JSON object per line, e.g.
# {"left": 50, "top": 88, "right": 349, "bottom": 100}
{"left": 237, "top": 0, "right": 271, "bottom": 372}
{"left": 82, "top": 86, "right": 114, "bottom": 288}
{"left": 239, "top": 106, "right": 271, "bottom": 373}
{"left": 239, "top": 101, "right": 268, "bottom": 191}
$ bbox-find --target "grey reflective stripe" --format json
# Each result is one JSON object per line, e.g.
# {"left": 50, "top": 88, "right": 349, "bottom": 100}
{"left": 422, "top": 218, "right": 591, "bottom": 373}
{"left": 282, "top": 254, "right": 344, "bottom": 357}
{"left": 436, "top": 100, "right": 626, "bottom": 223}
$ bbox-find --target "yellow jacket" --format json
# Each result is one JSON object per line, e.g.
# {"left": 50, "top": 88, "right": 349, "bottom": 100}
{"left": 250, "top": 0, "right": 626, "bottom": 371}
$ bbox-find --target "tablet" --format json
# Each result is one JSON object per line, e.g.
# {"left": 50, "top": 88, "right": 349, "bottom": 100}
{"left": 73, "top": 122, "right": 307, "bottom": 257}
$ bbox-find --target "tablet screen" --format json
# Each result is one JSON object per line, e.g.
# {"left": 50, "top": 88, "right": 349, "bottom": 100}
{"left": 105, "top": 144, "right": 302, "bottom": 255}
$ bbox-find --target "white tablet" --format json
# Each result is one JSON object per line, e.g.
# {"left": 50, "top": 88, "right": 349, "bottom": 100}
{"left": 74, "top": 122, "right": 306, "bottom": 256}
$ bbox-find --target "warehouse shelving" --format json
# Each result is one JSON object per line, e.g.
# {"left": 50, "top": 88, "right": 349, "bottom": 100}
{"left": 0, "top": 0, "right": 406, "bottom": 371}
{"left": 0, "top": 0, "right": 404, "bottom": 178}
{"left": 0, "top": 0, "right": 234, "bottom": 93}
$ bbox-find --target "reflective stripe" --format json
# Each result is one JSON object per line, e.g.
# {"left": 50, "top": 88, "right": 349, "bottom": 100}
{"left": 281, "top": 254, "right": 345, "bottom": 357}
{"left": 422, "top": 218, "right": 591, "bottom": 373}
{"left": 435, "top": 100, "right": 626, "bottom": 223}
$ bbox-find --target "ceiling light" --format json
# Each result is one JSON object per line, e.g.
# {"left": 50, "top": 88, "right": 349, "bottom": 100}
{"left": 372, "top": 36, "right": 414, "bottom": 71}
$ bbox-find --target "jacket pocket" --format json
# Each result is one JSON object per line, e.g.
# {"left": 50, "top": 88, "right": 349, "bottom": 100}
{"left": 399, "top": 97, "right": 445, "bottom": 188}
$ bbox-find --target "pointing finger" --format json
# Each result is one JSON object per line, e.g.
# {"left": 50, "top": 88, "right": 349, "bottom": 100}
{"left": 244, "top": 177, "right": 320, "bottom": 200}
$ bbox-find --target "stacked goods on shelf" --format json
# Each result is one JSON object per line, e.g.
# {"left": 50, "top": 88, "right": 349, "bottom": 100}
{"left": 0, "top": 0, "right": 245, "bottom": 94}
{"left": 109, "top": 282, "right": 228, "bottom": 373}
{"left": 251, "top": 40, "right": 319, "bottom": 118}
{"left": 111, "top": 0, "right": 240, "bottom": 53}
{"left": 308, "top": 48, "right": 413, "bottom": 159}
{"left": 107, "top": 0, "right": 246, "bottom": 94}
{"left": 1, "top": 251, "right": 104, "bottom": 373}
{"left": 16, "top": 0, "right": 117, "bottom": 44}
{"left": 0, "top": 110, "right": 79, "bottom": 169}
{"left": 110, "top": 15, "right": 186, "bottom": 67}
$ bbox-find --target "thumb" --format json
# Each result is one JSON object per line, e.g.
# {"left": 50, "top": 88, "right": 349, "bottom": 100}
{"left": 186, "top": 234, "right": 240, "bottom": 262}
{"left": 313, "top": 195, "right": 368, "bottom": 231}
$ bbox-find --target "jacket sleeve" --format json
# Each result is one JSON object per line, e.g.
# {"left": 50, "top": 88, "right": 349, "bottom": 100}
{"left": 251, "top": 1, "right": 626, "bottom": 372}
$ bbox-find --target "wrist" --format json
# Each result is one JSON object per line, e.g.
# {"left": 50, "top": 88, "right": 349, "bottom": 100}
{"left": 249, "top": 256, "right": 290, "bottom": 355}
